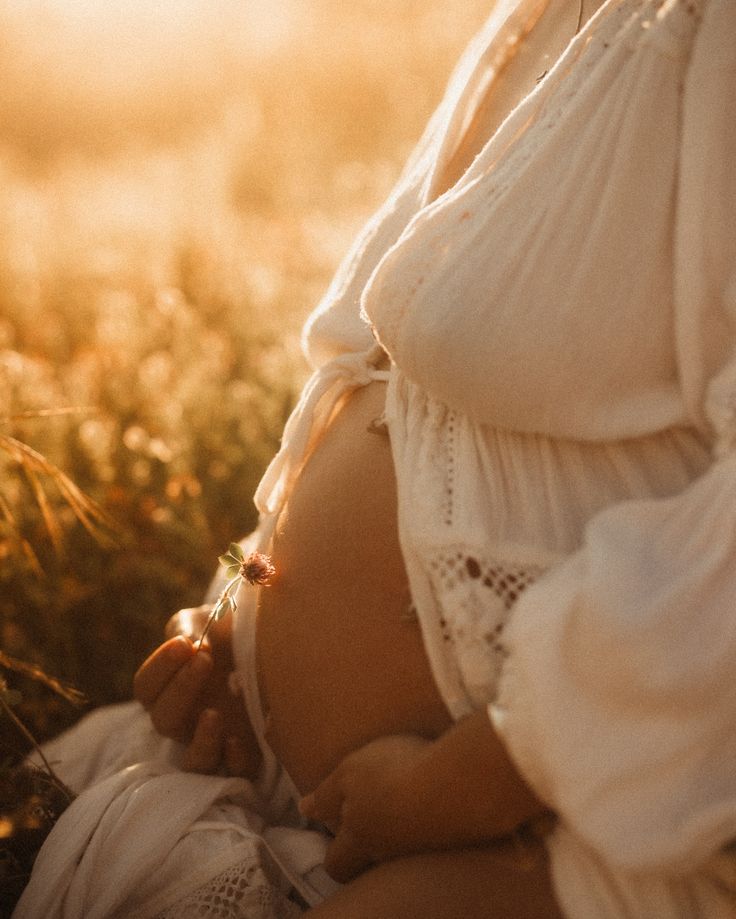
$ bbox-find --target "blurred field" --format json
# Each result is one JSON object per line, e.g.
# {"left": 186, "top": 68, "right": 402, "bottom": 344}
{"left": 0, "top": 0, "right": 490, "bottom": 749}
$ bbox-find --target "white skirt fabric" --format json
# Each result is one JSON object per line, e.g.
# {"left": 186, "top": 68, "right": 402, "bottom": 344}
{"left": 14, "top": 703, "right": 300, "bottom": 919}
{"left": 15, "top": 701, "right": 339, "bottom": 919}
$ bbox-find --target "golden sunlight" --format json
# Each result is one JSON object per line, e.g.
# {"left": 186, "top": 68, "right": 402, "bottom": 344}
{"left": 0, "top": 0, "right": 304, "bottom": 158}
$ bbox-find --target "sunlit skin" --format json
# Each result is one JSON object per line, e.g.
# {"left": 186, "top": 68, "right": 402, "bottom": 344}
{"left": 135, "top": 2, "right": 608, "bottom": 915}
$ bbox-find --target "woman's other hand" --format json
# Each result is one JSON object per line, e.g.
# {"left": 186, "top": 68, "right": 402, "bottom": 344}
{"left": 133, "top": 606, "right": 262, "bottom": 778}
{"left": 300, "top": 710, "right": 551, "bottom": 883}
{"left": 299, "top": 734, "right": 434, "bottom": 882}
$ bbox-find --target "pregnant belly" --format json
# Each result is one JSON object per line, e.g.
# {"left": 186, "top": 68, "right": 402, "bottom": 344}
{"left": 255, "top": 381, "right": 452, "bottom": 793}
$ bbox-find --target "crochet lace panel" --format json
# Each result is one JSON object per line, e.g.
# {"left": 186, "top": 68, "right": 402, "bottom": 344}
{"left": 150, "top": 855, "right": 304, "bottom": 919}
{"left": 425, "top": 545, "right": 547, "bottom": 707}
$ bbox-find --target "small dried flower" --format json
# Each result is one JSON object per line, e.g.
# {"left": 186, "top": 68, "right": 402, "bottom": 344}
{"left": 239, "top": 552, "right": 276, "bottom": 586}
{"left": 196, "top": 543, "right": 276, "bottom": 650}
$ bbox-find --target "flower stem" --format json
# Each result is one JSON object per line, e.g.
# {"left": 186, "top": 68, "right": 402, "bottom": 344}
{"left": 195, "top": 575, "right": 241, "bottom": 651}
{"left": 195, "top": 605, "right": 220, "bottom": 651}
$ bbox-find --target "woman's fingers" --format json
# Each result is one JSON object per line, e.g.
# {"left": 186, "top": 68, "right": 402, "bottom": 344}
{"left": 183, "top": 708, "right": 224, "bottom": 773}
{"left": 302, "top": 765, "right": 374, "bottom": 881}
{"left": 224, "top": 735, "right": 256, "bottom": 778}
{"left": 144, "top": 649, "right": 214, "bottom": 740}
{"left": 183, "top": 716, "right": 258, "bottom": 777}
{"left": 300, "top": 771, "right": 343, "bottom": 832}
{"left": 133, "top": 636, "right": 195, "bottom": 707}
{"left": 323, "top": 827, "right": 373, "bottom": 883}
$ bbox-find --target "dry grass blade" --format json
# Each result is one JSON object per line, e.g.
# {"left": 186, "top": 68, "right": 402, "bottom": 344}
{"left": 4, "top": 407, "right": 95, "bottom": 423}
{"left": 0, "top": 490, "right": 18, "bottom": 530}
{"left": 19, "top": 540, "right": 44, "bottom": 578}
{"left": 0, "top": 652, "right": 86, "bottom": 706}
{"left": 0, "top": 433, "right": 120, "bottom": 548}
{"left": 22, "top": 464, "right": 63, "bottom": 553}
{"left": 54, "top": 475, "right": 118, "bottom": 546}
{"left": 0, "top": 691, "right": 69, "bottom": 794}
{"left": 0, "top": 492, "right": 45, "bottom": 576}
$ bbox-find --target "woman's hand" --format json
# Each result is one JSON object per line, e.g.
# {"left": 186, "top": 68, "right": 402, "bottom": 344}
{"left": 300, "top": 710, "right": 552, "bottom": 883}
{"left": 299, "top": 734, "right": 434, "bottom": 882}
{"left": 133, "top": 606, "right": 262, "bottom": 778}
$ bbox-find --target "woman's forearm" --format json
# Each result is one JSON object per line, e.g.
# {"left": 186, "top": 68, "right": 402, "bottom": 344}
{"left": 408, "top": 708, "right": 549, "bottom": 847}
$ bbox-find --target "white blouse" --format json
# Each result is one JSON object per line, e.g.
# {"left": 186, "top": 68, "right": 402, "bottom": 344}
{"left": 255, "top": 0, "right": 736, "bottom": 913}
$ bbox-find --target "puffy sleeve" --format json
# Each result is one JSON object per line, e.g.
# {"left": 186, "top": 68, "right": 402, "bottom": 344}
{"left": 489, "top": 0, "right": 736, "bottom": 873}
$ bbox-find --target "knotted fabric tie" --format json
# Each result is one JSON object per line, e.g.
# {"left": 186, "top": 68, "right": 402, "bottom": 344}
{"left": 254, "top": 344, "right": 390, "bottom": 518}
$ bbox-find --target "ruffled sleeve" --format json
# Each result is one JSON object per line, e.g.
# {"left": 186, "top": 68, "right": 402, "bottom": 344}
{"left": 490, "top": 0, "right": 736, "bottom": 873}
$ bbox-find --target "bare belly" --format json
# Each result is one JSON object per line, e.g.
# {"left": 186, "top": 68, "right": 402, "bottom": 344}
{"left": 255, "top": 381, "right": 452, "bottom": 793}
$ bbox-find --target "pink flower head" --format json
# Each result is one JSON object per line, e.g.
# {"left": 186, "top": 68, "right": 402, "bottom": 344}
{"left": 239, "top": 552, "right": 275, "bottom": 586}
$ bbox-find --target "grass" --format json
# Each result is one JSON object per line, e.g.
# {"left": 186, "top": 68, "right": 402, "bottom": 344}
{"left": 0, "top": 0, "right": 490, "bottom": 756}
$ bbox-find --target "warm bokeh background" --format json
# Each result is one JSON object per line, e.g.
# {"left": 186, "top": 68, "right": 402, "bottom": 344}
{"left": 0, "top": 0, "right": 490, "bottom": 747}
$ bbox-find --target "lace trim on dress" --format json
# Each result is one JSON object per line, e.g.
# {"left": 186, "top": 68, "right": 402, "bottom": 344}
{"left": 149, "top": 851, "right": 304, "bottom": 919}
{"left": 423, "top": 545, "right": 550, "bottom": 707}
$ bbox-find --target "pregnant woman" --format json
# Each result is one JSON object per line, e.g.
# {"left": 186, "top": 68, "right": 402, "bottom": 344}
{"left": 15, "top": 0, "right": 736, "bottom": 916}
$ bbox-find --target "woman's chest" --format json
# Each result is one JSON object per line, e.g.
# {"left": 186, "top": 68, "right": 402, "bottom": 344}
{"left": 365, "top": 1, "right": 698, "bottom": 439}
